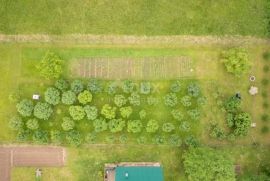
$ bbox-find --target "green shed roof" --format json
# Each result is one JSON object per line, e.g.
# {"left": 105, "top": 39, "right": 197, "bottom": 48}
{"left": 115, "top": 166, "right": 164, "bottom": 181}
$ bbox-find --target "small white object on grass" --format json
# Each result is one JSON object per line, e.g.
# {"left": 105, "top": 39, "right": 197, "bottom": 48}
{"left": 251, "top": 123, "right": 256, "bottom": 128}
{"left": 32, "top": 94, "right": 40, "bottom": 100}
{"left": 190, "top": 68, "right": 194, "bottom": 72}
{"left": 249, "top": 86, "right": 258, "bottom": 95}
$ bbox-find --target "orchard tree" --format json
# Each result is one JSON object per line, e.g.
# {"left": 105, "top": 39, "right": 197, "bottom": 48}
{"left": 162, "top": 123, "right": 175, "bottom": 133}
{"left": 93, "top": 118, "right": 107, "bottom": 132}
{"left": 66, "top": 130, "right": 82, "bottom": 146}
{"left": 71, "top": 79, "right": 84, "bottom": 94}
{"left": 221, "top": 48, "right": 250, "bottom": 77}
{"left": 78, "top": 90, "right": 92, "bottom": 104}
{"left": 127, "top": 120, "right": 143, "bottom": 133}
{"left": 187, "top": 83, "right": 201, "bottom": 97}
{"left": 179, "top": 121, "right": 191, "bottom": 132}
{"left": 108, "top": 118, "right": 125, "bottom": 133}
{"left": 122, "top": 80, "right": 135, "bottom": 93}
{"left": 164, "top": 93, "right": 178, "bottom": 107}
{"left": 36, "top": 52, "right": 63, "bottom": 80}
{"left": 69, "top": 106, "right": 85, "bottom": 120}
{"left": 62, "top": 90, "right": 76, "bottom": 105}
{"left": 84, "top": 105, "right": 98, "bottom": 120}
{"left": 224, "top": 95, "right": 241, "bottom": 113}
{"left": 146, "top": 119, "right": 159, "bottom": 133}
{"left": 234, "top": 112, "right": 252, "bottom": 136}
{"left": 187, "top": 109, "right": 200, "bottom": 120}
{"left": 171, "top": 109, "right": 184, "bottom": 121}
{"left": 120, "top": 106, "right": 133, "bottom": 118}
{"left": 128, "top": 92, "right": 140, "bottom": 106}
{"left": 54, "top": 79, "right": 69, "bottom": 92}
{"left": 114, "top": 94, "right": 127, "bottom": 107}
{"left": 16, "top": 99, "right": 34, "bottom": 117}
{"left": 183, "top": 147, "right": 235, "bottom": 181}
{"left": 140, "top": 82, "right": 151, "bottom": 94}
{"left": 26, "top": 118, "right": 39, "bottom": 130}
{"left": 45, "top": 87, "right": 61, "bottom": 105}
{"left": 101, "top": 104, "right": 116, "bottom": 119}
{"left": 87, "top": 79, "right": 102, "bottom": 93}
{"left": 32, "top": 130, "right": 49, "bottom": 144}
{"left": 34, "top": 102, "right": 53, "bottom": 120}
{"left": 9, "top": 116, "right": 24, "bottom": 130}
{"left": 106, "top": 81, "right": 118, "bottom": 95}
{"left": 61, "top": 117, "right": 75, "bottom": 131}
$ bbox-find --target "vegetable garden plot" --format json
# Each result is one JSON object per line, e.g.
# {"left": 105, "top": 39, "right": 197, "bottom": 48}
{"left": 71, "top": 57, "right": 194, "bottom": 80}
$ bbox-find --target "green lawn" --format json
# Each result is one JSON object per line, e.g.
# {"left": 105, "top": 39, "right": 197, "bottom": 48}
{"left": 0, "top": 0, "right": 269, "bottom": 36}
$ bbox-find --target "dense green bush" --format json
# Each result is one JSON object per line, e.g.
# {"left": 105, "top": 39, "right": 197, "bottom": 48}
{"left": 93, "top": 118, "right": 107, "bottom": 132}
{"left": 171, "top": 109, "right": 184, "bottom": 121}
{"left": 181, "top": 96, "right": 192, "bottom": 107}
{"left": 32, "top": 130, "right": 49, "bottom": 144}
{"left": 54, "top": 79, "right": 69, "bottom": 92}
{"left": 34, "top": 102, "right": 53, "bottom": 120}
{"left": 84, "top": 105, "right": 98, "bottom": 120}
{"left": 140, "top": 82, "right": 151, "bottom": 94}
{"left": 9, "top": 116, "right": 24, "bottom": 130}
{"left": 146, "top": 119, "right": 159, "bottom": 133}
{"left": 187, "top": 83, "right": 200, "bottom": 97}
{"left": 162, "top": 123, "right": 175, "bottom": 133}
{"left": 62, "top": 117, "right": 75, "bottom": 131}
{"left": 234, "top": 112, "right": 252, "bottom": 136}
{"left": 183, "top": 147, "right": 235, "bottom": 181}
{"left": 69, "top": 106, "right": 85, "bottom": 120}
{"left": 45, "top": 87, "right": 61, "bottom": 105}
{"left": 127, "top": 120, "right": 142, "bottom": 133}
{"left": 26, "top": 118, "right": 39, "bottom": 130}
{"left": 114, "top": 94, "right": 127, "bottom": 107}
{"left": 16, "top": 99, "right": 34, "bottom": 117}
{"left": 106, "top": 81, "right": 117, "bottom": 95}
{"left": 62, "top": 90, "right": 76, "bottom": 105}
{"left": 224, "top": 95, "right": 241, "bottom": 112}
{"left": 164, "top": 93, "right": 178, "bottom": 107}
{"left": 71, "top": 80, "right": 84, "bottom": 94}
{"left": 37, "top": 52, "right": 63, "bottom": 80}
{"left": 209, "top": 123, "right": 226, "bottom": 140}
{"left": 78, "top": 90, "right": 92, "bottom": 104}
{"left": 101, "top": 104, "right": 116, "bottom": 119}
{"left": 66, "top": 130, "right": 82, "bottom": 146}
{"left": 221, "top": 48, "right": 250, "bottom": 77}
{"left": 226, "top": 113, "right": 235, "bottom": 128}
{"left": 184, "top": 136, "right": 199, "bottom": 147}
{"left": 108, "top": 118, "right": 125, "bottom": 133}
{"left": 170, "top": 80, "right": 181, "bottom": 93}
{"left": 128, "top": 92, "right": 140, "bottom": 106}
{"left": 152, "top": 135, "right": 165, "bottom": 145}
{"left": 119, "top": 106, "right": 132, "bottom": 118}
{"left": 87, "top": 79, "right": 102, "bottom": 93}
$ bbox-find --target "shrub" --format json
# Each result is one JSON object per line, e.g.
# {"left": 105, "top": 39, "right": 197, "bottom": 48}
{"left": 261, "top": 114, "right": 269, "bottom": 122}
{"left": 122, "top": 80, "right": 135, "bottom": 93}
{"left": 62, "top": 90, "right": 76, "bottom": 105}
{"left": 50, "top": 130, "right": 64, "bottom": 144}
{"left": 226, "top": 113, "right": 235, "bottom": 128}
{"left": 9, "top": 116, "right": 24, "bottom": 130}
{"left": 54, "top": 79, "right": 69, "bottom": 92}
{"left": 181, "top": 96, "right": 192, "bottom": 107}
{"left": 66, "top": 130, "right": 82, "bottom": 146}
{"left": 34, "top": 102, "right": 53, "bottom": 120}
{"left": 33, "top": 130, "right": 49, "bottom": 144}
{"left": 101, "top": 104, "right": 116, "bottom": 119}
{"left": 16, "top": 129, "right": 31, "bottom": 142}
{"left": 162, "top": 123, "right": 175, "bottom": 133}
{"left": 168, "top": 134, "right": 182, "bottom": 146}
{"left": 234, "top": 112, "right": 252, "bottom": 136}
{"left": 261, "top": 126, "right": 269, "bottom": 134}
{"left": 106, "top": 81, "right": 117, "bottom": 95}
{"left": 128, "top": 92, "right": 140, "bottom": 106}
{"left": 221, "top": 48, "right": 250, "bottom": 77}
{"left": 171, "top": 109, "right": 184, "bottom": 121}
{"left": 147, "top": 96, "right": 159, "bottom": 106}
{"left": 263, "top": 65, "right": 270, "bottom": 73}
{"left": 62, "top": 117, "right": 75, "bottom": 131}
{"left": 183, "top": 147, "right": 235, "bottom": 181}
{"left": 261, "top": 78, "right": 269, "bottom": 86}
{"left": 127, "top": 120, "right": 143, "bottom": 133}
{"left": 170, "top": 80, "right": 181, "bottom": 93}
{"left": 45, "top": 87, "right": 61, "bottom": 105}
{"left": 187, "top": 109, "right": 201, "bottom": 120}
{"left": 179, "top": 121, "right": 191, "bottom": 132}
{"left": 209, "top": 123, "right": 226, "bottom": 140}
{"left": 26, "top": 118, "right": 39, "bottom": 130}
{"left": 139, "top": 110, "right": 146, "bottom": 119}
{"left": 164, "top": 93, "right": 178, "bottom": 107}
{"left": 146, "top": 119, "right": 159, "bottom": 133}
{"left": 114, "top": 94, "right": 127, "bottom": 107}
{"left": 119, "top": 134, "right": 128, "bottom": 144}
{"left": 184, "top": 135, "right": 199, "bottom": 148}
{"left": 224, "top": 95, "right": 241, "bottom": 112}
{"left": 187, "top": 83, "right": 201, "bottom": 97}
{"left": 140, "top": 82, "right": 151, "bottom": 94}
{"left": 93, "top": 118, "right": 107, "bottom": 132}
{"left": 85, "top": 132, "right": 96, "bottom": 143}
{"left": 84, "top": 105, "right": 98, "bottom": 120}
{"left": 36, "top": 52, "right": 63, "bottom": 80}
{"left": 87, "top": 79, "right": 102, "bottom": 93}
{"left": 120, "top": 106, "right": 133, "bottom": 118}
{"left": 108, "top": 118, "right": 125, "bottom": 133}
{"left": 16, "top": 99, "right": 34, "bottom": 117}
{"left": 78, "top": 90, "right": 92, "bottom": 104}
{"left": 69, "top": 106, "right": 85, "bottom": 120}
{"left": 71, "top": 80, "right": 84, "bottom": 94}
{"left": 152, "top": 135, "right": 165, "bottom": 145}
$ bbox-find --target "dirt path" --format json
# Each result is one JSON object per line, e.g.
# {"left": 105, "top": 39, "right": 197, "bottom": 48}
{"left": 0, "top": 146, "right": 65, "bottom": 181}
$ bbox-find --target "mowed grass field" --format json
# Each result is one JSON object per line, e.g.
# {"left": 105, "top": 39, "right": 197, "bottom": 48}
{"left": 0, "top": 0, "right": 269, "bottom": 36}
